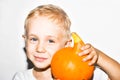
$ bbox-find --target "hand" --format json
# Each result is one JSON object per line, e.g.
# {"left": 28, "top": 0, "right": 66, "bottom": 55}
{"left": 55, "top": 79, "right": 60, "bottom": 80}
{"left": 78, "top": 43, "right": 98, "bottom": 66}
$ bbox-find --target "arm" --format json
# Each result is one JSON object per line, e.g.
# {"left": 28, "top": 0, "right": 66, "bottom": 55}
{"left": 79, "top": 44, "right": 120, "bottom": 80}
{"left": 96, "top": 48, "right": 120, "bottom": 80}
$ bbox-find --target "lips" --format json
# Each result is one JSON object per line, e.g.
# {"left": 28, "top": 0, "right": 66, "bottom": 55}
{"left": 34, "top": 56, "right": 48, "bottom": 62}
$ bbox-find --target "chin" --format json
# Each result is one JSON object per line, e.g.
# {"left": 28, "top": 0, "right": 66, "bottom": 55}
{"left": 34, "top": 63, "right": 50, "bottom": 70}
{"left": 34, "top": 64, "right": 51, "bottom": 71}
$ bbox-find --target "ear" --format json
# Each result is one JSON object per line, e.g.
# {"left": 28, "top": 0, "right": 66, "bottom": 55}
{"left": 65, "top": 39, "right": 72, "bottom": 47}
{"left": 22, "top": 35, "right": 27, "bottom": 47}
{"left": 22, "top": 35, "right": 27, "bottom": 40}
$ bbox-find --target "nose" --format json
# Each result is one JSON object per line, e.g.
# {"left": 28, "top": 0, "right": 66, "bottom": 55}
{"left": 36, "top": 42, "right": 46, "bottom": 53}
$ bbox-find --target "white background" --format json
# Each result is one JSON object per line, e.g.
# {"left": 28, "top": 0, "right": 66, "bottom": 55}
{"left": 0, "top": 0, "right": 120, "bottom": 80}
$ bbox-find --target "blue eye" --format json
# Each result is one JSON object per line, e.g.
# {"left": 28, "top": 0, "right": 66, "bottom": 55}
{"left": 31, "top": 38, "right": 38, "bottom": 41}
{"left": 28, "top": 37, "right": 38, "bottom": 44}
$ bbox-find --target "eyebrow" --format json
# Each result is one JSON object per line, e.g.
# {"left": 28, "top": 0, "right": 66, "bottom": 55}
{"left": 46, "top": 35, "right": 58, "bottom": 39}
{"left": 28, "top": 34, "right": 36, "bottom": 36}
{"left": 27, "top": 33, "right": 61, "bottom": 41}
{"left": 27, "top": 34, "right": 37, "bottom": 37}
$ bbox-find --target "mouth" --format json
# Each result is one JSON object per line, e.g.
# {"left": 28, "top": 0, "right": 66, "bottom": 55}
{"left": 34, "top": 56, "right": 48, "bottom": 62}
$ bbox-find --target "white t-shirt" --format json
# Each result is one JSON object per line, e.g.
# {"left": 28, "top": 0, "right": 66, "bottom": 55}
{"left": 13, "top": 68, "right": 36, "bottom": 80}
{"left": 93, "top": 67, "right": 108, "bottom": 80}
{"left": 13, "top": 67, "right": 108, "bottom": 80}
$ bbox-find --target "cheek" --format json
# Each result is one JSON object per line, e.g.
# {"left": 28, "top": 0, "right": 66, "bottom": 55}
{"left": 25, "top": 45, "right": 36, "bottom": 60}
{"left": 47, "top": 45, "right": 64, "bottom": 57}
{"left": 26, "top": 44, "right": 36, "bottom": 53}
{"left": 47, "top": 48, "right": 57, "bottom": 56}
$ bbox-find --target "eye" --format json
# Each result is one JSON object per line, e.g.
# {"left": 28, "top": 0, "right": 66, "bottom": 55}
{"left": 28, "top": 37, "right": 38, "bottom": 43}
{"left": 48, "top": 39, "right": 55, "bottom": 43}
{"left": 30, "top": 38, "right": 38, "bottom": 41}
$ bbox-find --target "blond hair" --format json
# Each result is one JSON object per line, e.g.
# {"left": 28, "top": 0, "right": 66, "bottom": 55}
{"left": 24, "top": 4, "right": 71, "bottom": 39}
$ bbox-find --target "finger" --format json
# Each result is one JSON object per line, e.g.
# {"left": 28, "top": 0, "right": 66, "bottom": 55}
{"left": 78, "top": 50, "right": 89, "bottom": 56}
{"left": 82, "top": 49, "right": 96, "bottom": 61}
{"left": 82, "top": 54, "right": 92, "bottom": 62}
{"left": 78, "top": 47, "right": 92, "bottom": 56}
{"left": 88, "top": 55, "right": 98, "bottom": 66}
{"left": 81, "top": 43, "right": 91, "bottom": 50}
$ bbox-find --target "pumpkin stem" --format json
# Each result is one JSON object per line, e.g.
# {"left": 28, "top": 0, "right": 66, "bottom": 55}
{"left": 71, "top": 32, "right": 85, "bottom": 53}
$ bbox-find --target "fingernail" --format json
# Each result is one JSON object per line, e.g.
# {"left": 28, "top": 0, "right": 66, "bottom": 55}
{"left": 88, "top": 62, "right": 92, "bottom": 66}
{"left": 83, "top": 58, "right": 86, "bottom": 62}
{"left": 81, "top": 47, "right": 84, "bottom": 50}
{"left": 78, "top": 53, "right": 82, "bottom": 56}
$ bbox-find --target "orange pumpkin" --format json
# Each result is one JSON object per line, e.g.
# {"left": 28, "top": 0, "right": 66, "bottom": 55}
{"left": 51, "top": 32, "right": 94, "bottom": 80}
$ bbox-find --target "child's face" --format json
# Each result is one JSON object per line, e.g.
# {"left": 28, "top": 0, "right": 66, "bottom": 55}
{"left": 25, "top": 16, "right": 69, "bottom": 69}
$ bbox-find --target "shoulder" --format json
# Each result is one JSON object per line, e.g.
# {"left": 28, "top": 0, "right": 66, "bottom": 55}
{"left": 13, "top": 68, "right": 35, "bottom": 80}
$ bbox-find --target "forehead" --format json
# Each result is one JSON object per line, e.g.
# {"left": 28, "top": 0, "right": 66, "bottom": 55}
{"left": 26, "top": 16, "right": 65, "bottom": 38}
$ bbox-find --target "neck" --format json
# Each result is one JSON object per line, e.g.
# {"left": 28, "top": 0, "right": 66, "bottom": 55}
{"left": 33, "top": 67, "right": 54, "bottom": 80}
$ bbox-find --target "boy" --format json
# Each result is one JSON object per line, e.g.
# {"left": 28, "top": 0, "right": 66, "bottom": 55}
{"left": 13, "top": 4, "right": 120, "bottom": 80}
